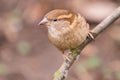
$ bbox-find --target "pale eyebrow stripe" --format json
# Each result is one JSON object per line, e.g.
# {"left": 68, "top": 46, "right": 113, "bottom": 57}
{"left": 57, "top": 13, "right": 72, "bottom": 19}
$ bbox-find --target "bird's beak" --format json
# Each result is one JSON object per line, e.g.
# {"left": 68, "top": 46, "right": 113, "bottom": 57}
{"left": 38, "top": 18, "right": 48, "bottom": 25}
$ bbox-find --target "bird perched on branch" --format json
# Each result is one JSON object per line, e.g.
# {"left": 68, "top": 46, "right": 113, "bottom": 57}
{"left": 38, "top": 9, "right": 93, "bottom": 61}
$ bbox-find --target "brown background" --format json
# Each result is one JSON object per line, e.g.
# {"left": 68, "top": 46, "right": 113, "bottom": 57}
{"left": 0, "top": 0, "right": 120, "bottom": 80}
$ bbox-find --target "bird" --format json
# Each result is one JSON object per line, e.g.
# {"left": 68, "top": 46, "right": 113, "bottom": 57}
{"left": 38, "top": 9, "right": 93, "bottom": 61}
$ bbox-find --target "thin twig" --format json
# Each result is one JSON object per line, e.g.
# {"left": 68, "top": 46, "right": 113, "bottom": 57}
{"left": 53, "top": 6, "right": 120, "bottom": 80}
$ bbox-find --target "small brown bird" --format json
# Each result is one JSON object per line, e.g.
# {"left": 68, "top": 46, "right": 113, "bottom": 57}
{"left": 38, "top": 9, "right": 92, "bottom": 61}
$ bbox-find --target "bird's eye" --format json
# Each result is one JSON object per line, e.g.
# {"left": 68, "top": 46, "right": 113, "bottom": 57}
{"left": 53, "top": 18, "right": 58, "bottom": 22}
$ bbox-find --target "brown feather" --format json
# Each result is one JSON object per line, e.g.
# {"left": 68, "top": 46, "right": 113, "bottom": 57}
{"left": 43, "top": 9, "right": 89, "bottom": 53}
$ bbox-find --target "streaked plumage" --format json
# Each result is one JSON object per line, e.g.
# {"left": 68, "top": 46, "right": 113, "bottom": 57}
{"left": 39, "top": 9, "right": 90, "bottom": 60}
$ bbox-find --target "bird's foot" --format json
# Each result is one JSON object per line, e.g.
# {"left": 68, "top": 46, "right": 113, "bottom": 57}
{"left": 62, "top": 54, "right": 71, "bottom": 62}
{"left": 88, "top": 31, "right": 94, "bottom": 40}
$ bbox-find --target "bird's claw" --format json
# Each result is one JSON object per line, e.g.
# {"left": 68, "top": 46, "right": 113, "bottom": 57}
{"left": 88, "top": 32, "right": 94, "bottom": 40}
{"left": 62, "top": 54, "right": 71, "bottom": 62}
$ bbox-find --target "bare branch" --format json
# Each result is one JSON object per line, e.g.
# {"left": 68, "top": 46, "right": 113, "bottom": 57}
{"left": 53, "top": 6, "right": 120, "bottom": 80}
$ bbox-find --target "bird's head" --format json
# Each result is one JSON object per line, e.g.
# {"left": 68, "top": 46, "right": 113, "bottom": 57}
{"left": 39, "top": 9, "right": 76, "bottom": 30}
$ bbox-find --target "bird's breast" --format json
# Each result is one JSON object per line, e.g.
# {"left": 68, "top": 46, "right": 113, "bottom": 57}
{"left": 47, "top": 26, "right": 61, "bottom": 39}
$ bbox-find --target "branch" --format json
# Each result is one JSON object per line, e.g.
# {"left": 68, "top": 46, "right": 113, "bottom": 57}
{"left": 53, "top": 6, "right": 120, "bottom": 80}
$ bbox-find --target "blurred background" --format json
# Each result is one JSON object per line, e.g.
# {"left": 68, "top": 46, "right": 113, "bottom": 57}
{"left": 0, "top": 0, "right": 120, "bottom": 80}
